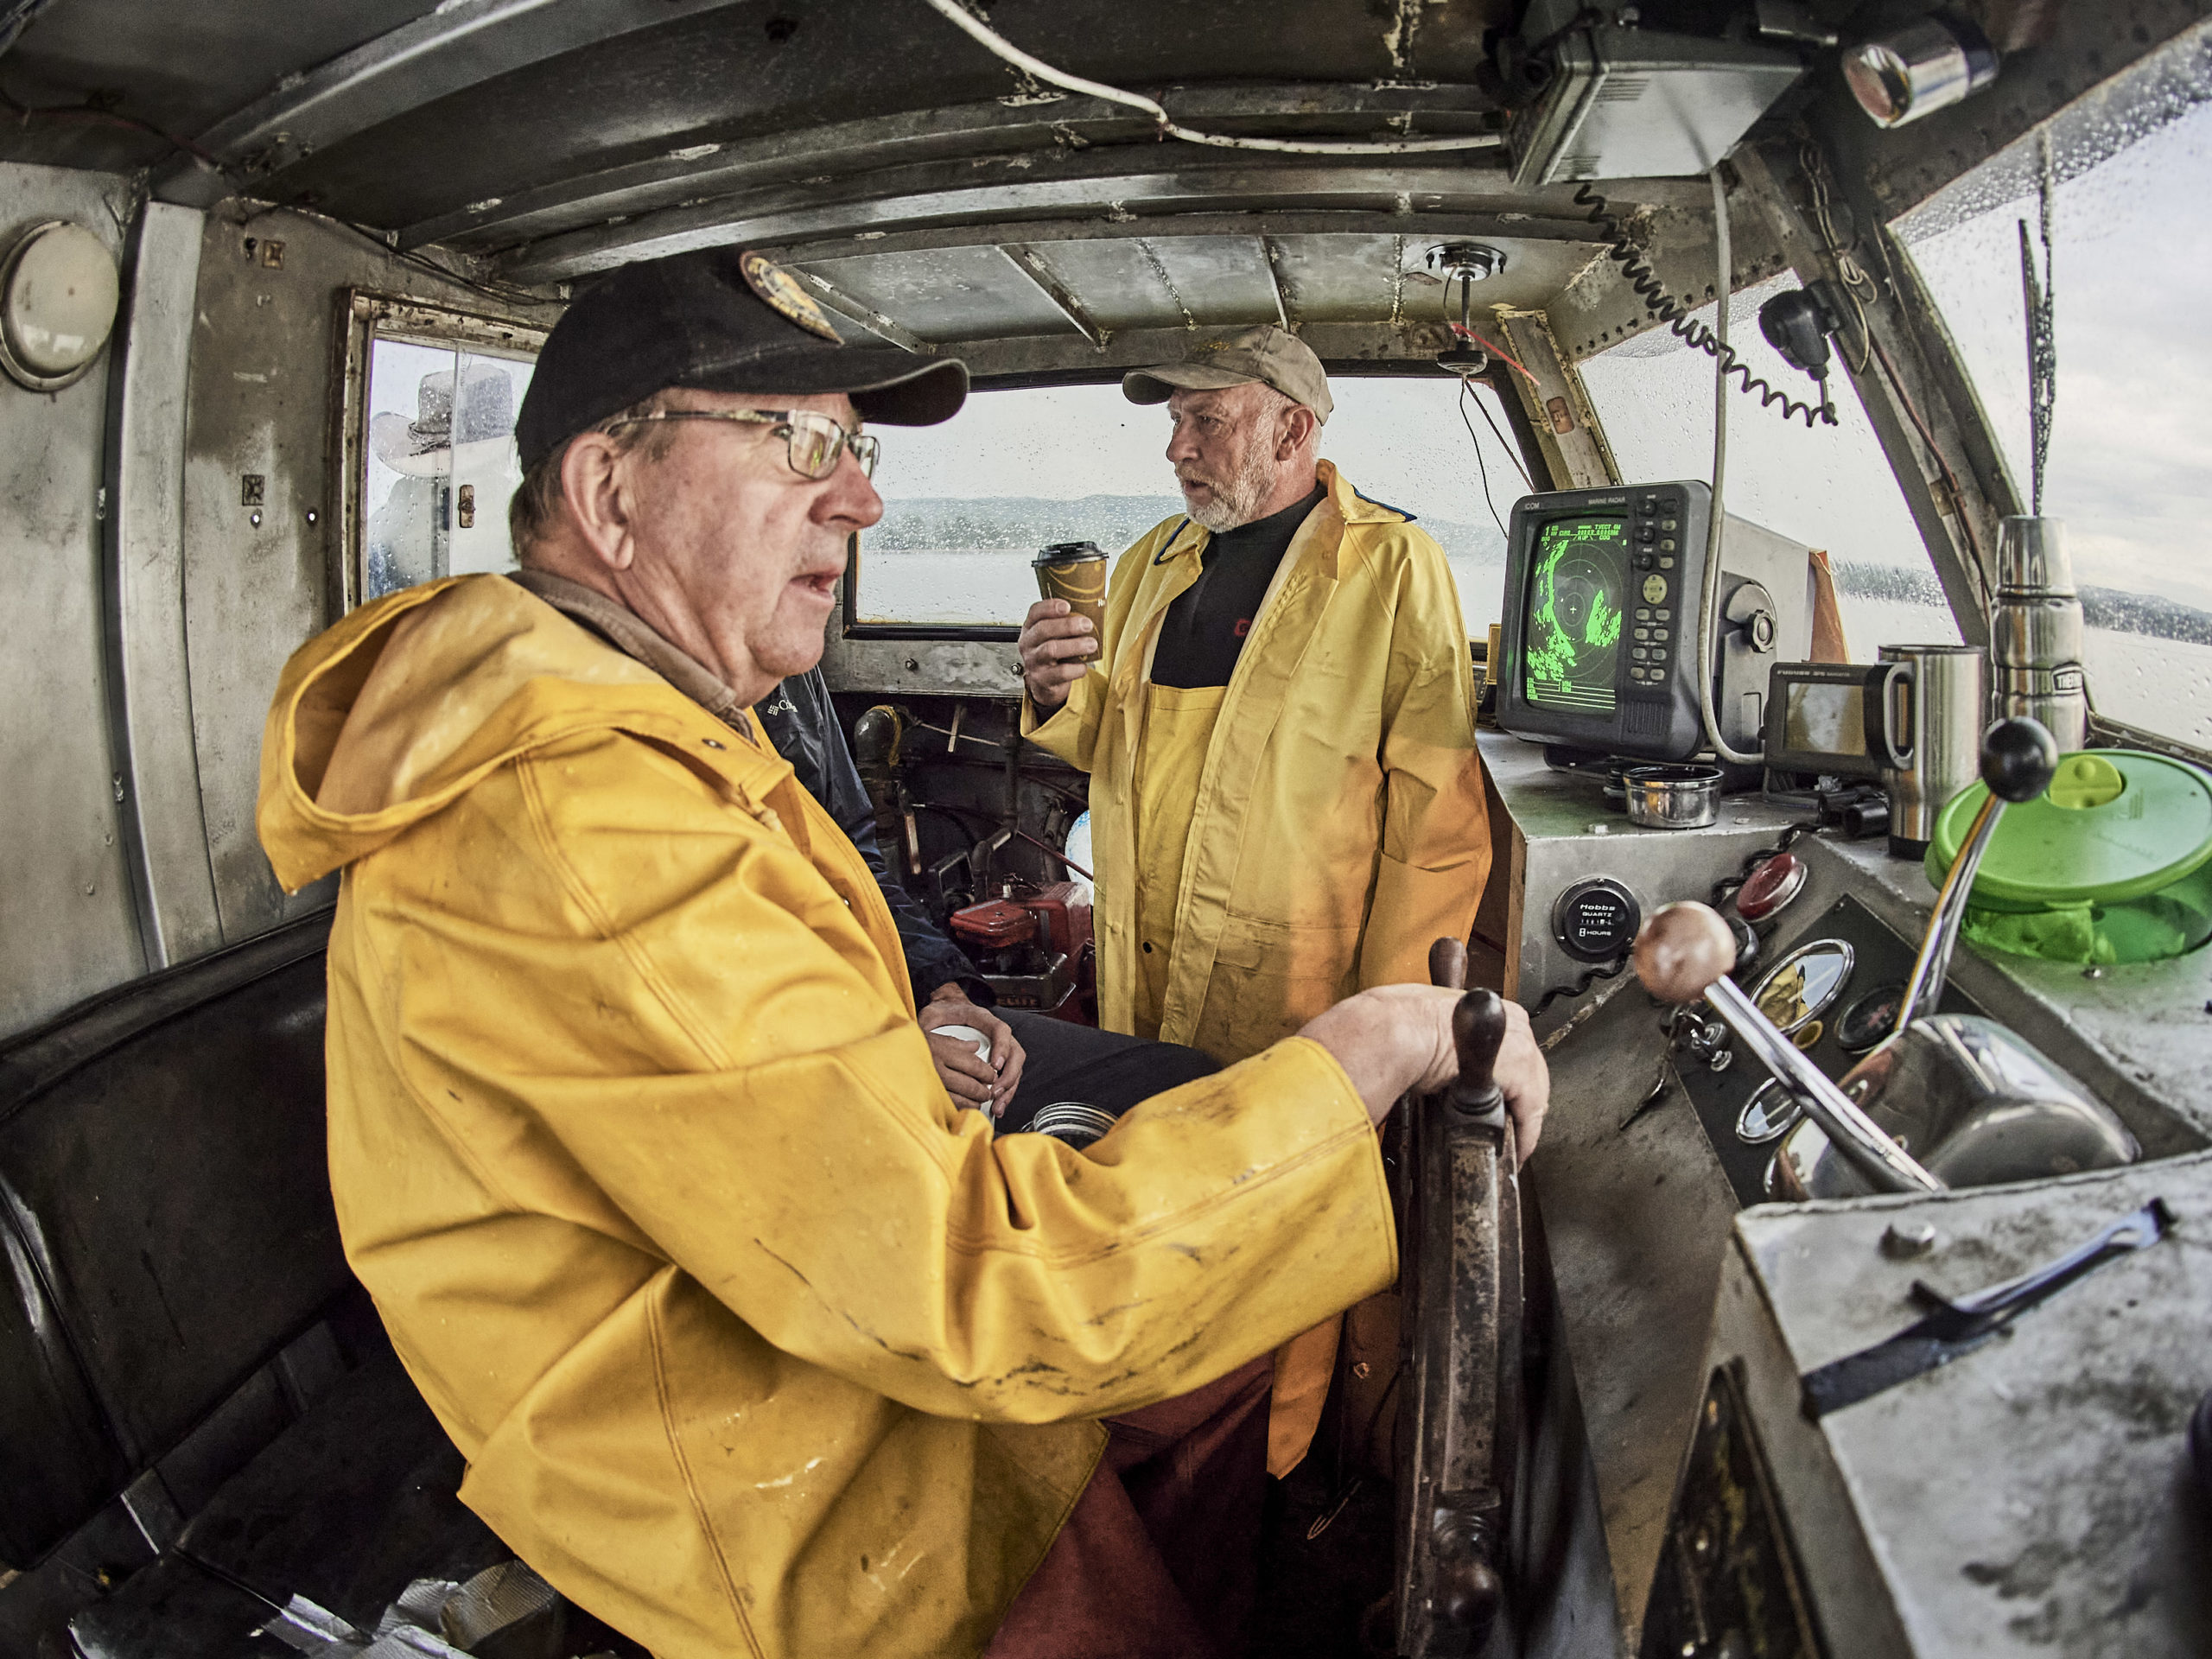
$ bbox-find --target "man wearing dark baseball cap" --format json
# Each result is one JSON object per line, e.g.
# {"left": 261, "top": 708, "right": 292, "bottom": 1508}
{"left": 258, "top": 251, "right": 1545, "bottom": 1659}
{"left": 1018, "top": 324, "right": 1498, "bottom": 1480}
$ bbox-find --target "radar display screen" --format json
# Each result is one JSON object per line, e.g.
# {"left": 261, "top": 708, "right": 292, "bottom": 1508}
{"left": 1522, "top": 517, "right": 1630, "bottom": 715}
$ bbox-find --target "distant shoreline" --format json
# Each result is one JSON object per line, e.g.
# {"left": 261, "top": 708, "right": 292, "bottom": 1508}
{"left": 1835, "top": 562, "right": 2212, "bottom": 647}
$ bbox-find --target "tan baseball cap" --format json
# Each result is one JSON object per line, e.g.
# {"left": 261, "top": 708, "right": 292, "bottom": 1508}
{"left": 1122, "top": 323, "right": 1333, "bottom": 423}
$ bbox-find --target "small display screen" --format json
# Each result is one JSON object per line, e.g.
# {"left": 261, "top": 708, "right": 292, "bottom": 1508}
{"left": 1783, "top": 680, "right": 1868, "bottom": 758}
{"left": 1522, "top": 516, "right": 1630, "bottom": 715}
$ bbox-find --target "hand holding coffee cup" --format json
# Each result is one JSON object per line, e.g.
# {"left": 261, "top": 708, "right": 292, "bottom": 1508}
{"left": 1021, "top": 542, "right": 1109, "bottom": 710}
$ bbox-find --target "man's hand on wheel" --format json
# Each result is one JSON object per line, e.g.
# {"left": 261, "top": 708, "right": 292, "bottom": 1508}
{"left": 1299, "top": 985, "right": 1550, "bottom": 1156}
{"left": 1018, "top": 599, "right": 1096, "bottom": 711}
{"left": 920, "top": 984, "right": 1026, "bottom": 1117}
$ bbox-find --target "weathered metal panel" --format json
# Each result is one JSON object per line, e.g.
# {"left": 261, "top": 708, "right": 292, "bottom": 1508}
{"left": 178, "top": 208, "right": 560, "bottom": 945}
{"left": 798, "top": 247, "right": 1074, "bottom": 343}
{"left": 1717, "top": 1154, "right": 2212, "bottom": 1656}
{"left": 102, "top": 200, "right": 222, "bottom": 971}
{"left": 0, "top": 162, "right": 146, "bottom": 1039}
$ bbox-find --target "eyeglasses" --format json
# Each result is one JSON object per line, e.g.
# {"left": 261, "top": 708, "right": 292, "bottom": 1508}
{"left": 606, "top": 408, "right": 880, "bottom": 480}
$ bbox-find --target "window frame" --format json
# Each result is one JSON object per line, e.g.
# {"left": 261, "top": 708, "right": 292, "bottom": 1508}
{"left": 838, "top": 359, "right": 1550, "bottom": 643}
{"left": 330, "top": 290, "right": 548, "bottom": 614}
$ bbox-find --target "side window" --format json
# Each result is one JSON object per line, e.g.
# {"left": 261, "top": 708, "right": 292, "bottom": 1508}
{"left": 342, "top": 296, "right": 543, "bottom": 607}
{"left": 1579, "top": 276, "right": 1959, "bottom": 658}
{"left": 1899, "top": 88, "right": 2212, "bottom": 750}
{"left": 855, "top": 377, "right": 1529, "bottom": 639}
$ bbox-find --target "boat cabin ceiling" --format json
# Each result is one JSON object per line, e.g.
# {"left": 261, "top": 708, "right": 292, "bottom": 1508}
{"left": 4, "top": 4, "right": 2212, "bottom": 1656}
{"left": 0, "top": 0, "right": 2184, "bottom": 376}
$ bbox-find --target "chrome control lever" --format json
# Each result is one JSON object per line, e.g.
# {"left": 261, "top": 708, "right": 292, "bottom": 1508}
{"left": 1634, "top": 904, "right": 1944, "bottom": 1195}
{"left": 1895, "top": 717, "right": 2060, "bottom": 1035}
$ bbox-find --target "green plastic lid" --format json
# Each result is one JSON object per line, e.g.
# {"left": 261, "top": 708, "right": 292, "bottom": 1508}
{"left": 1926, "top": 749, "right": 2212, "bottom": 907}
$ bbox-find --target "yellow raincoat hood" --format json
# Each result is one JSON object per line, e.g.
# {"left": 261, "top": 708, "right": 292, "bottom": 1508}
{"left": 258, "top": 575, "right": 1395, "bottom": 1659}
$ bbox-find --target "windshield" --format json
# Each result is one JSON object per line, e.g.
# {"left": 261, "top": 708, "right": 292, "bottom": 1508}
{"left": 856, "top": 377, "right": 1529, "bottom": 639}
{"left": 1900, "top": 75, "right": 2212, "bottom": 750}
{"left": 1580, "top": 271, "right": 1959, "bottom": 659}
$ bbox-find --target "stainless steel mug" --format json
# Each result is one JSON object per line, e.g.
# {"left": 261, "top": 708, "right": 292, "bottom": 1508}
{"left": 1873, "top": 643, "right": 1986, "bottom": 858}
{"left": 1990, "top": 516, "right": 2089, "bottom": 753}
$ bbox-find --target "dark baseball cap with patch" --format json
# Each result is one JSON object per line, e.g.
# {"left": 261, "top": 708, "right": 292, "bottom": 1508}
{"left": 515, "top": 246, "right": 968, "bottom": 472}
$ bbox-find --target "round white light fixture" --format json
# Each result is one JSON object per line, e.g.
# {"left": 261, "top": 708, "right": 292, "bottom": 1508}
{"left": 1, "top": 220, "right": 122, "bottom": 392}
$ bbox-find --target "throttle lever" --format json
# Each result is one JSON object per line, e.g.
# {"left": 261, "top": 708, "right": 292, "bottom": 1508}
{"left": 1634, "top": 904, "right": 1942, "bottom": 1195}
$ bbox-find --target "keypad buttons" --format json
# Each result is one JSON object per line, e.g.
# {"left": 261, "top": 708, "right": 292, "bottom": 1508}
{"left": 1641, "top": 575, "right": 1669, "bottom": 604}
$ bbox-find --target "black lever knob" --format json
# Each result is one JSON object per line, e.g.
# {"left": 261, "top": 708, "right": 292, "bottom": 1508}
{"left": 1429, "top": 937, "right": 1470, "bottom": 991}
{"left": 1980, "top": 715, "right": 2060, "bottom": 804}
{"left": 1446, "top": 990, "right": 1509, "bottom": 1118}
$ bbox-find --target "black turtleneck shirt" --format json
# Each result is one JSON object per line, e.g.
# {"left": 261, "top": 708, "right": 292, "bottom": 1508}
{"left": 1149, "top": 484, "right": 1325, "bottom": 689}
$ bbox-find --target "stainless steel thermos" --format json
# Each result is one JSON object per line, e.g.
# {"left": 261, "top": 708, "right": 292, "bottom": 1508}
{"left": 1873, "top": 643, "right": 1987, "bottom": 859}
{"left": 1989, "top": 516, "right": 2089, "bottom": 753}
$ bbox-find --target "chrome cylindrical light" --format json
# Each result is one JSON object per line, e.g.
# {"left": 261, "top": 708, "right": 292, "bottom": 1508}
{"left": 1844, "top": 15, "right": 1999, "bottom": 129}
{"left": 1990, "top": 516, "right": 2089, "bottom": 752}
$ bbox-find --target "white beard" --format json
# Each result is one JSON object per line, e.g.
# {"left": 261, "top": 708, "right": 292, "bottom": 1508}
{"left": 1180, "top": 434, "right": 1281, "bottom": 531}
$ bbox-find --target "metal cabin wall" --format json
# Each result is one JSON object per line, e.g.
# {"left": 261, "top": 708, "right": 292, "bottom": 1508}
{"left": 0, "top": 171, "right": 558, "bottom": 1041}
{"left": 179, "top": 209, "right": 558, "bottom": 948}
{"left": 0, "top": 162, "right": 145, "bottom": 1039}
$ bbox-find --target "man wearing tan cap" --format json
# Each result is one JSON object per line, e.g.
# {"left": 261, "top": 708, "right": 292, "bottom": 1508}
{"left": 1018, "top": 323, "right": 1492, "bottom": 1477}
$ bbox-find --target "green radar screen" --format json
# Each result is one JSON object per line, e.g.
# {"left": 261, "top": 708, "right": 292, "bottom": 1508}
{"left": 1523, "top": 518, "right": 1628, "bottom": 715}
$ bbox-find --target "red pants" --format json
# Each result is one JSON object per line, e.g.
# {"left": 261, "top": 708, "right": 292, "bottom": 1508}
{"left": 985, "top": 1356, "right": 1274, "bottom": 1659}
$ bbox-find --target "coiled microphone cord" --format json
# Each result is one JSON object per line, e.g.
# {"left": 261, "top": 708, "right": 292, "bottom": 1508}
{"left": 1572, "top": 181, "right": 1837, "bottom": 430}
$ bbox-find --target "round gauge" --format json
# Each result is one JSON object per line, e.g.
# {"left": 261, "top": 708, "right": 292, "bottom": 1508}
{"left": 1737, "top": 1078, "right": 1802, "bottom": 1145}
{"left": 1748, "top": 939, "right": 1854, "bottom": 1034}
{"left": 0, "top": 221, "right": 120, "bottom": 392}
{"left": 1551, "top": 877, "right": 1641, "bottom": 964}
{"left": 1836, "top": 982, "right": 1907, "bottom": 1054}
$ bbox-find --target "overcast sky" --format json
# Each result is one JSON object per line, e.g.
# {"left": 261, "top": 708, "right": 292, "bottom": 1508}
{"left": 1904, "top": 94, "right": 2212, "bottom": 615}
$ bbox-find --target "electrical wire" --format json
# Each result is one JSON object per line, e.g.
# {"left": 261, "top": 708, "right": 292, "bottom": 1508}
{"left": 1695, "top": 165, "right": 1764, "bottom": 768}
{"left": 1800, "top": 140, "right": 1875, "bottom": 374}
{"left": 0, "top": 75, "right": 556, "bottom": 310}
{"left": 910, "top": 803, "right": 1095, "bottom": 881}
{"left": 1573, "top": 181, "right": 1835, "bottom": 429}
{"left": 1470, "top": 379, "right": 1533, "bottom": 491}
{"left": 284, "top": 203, "right": 558, "bottom": 308}
{"left": 1794, "top": 137, "right": 1988, "bottom": 610}
{"left": 1458, "top": 375, "right": 1507, "bottom": 540}
{"left": 1446, "top": 321, "right": 1540, "bottom": 387}
{"left": 1531, "top": 953, "right": 1628, "bottom": 1017}
{"left": 0, "top": 77, "right": 224, "bottom": 168}
{"left": 1010, "top": 829, "right": 1093, "bottom": 882}
{"left": 918, "top": 0, "right": 1502, "bottom": 155}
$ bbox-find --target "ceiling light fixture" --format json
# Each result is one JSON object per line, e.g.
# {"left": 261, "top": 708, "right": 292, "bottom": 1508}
{"left": 0, "top": 220, "right": 121, "bottom": 393}
{"left": 1843, "top": 13, "right": 1999, "bottom": 129}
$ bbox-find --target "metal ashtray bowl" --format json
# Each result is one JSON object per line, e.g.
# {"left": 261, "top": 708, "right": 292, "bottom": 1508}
{"left": 1624, "top": 764, "right": 1723, "bottom": 830}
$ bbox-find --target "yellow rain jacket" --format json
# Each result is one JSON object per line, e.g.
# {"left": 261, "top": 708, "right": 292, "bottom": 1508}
{"left": 1024, "top": 461, "right": 1488, "bottom": 1475}
{"left": 255, "top": 575, "right": 1397, "bottom": 1659}
{"left": 1024, "top": 460, "right": 1491, "bottom": 1061}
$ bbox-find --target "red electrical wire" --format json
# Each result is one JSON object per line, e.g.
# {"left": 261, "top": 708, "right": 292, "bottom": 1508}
{"left": 1447, "top": 321, "right": 1540, "bottom": 385}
